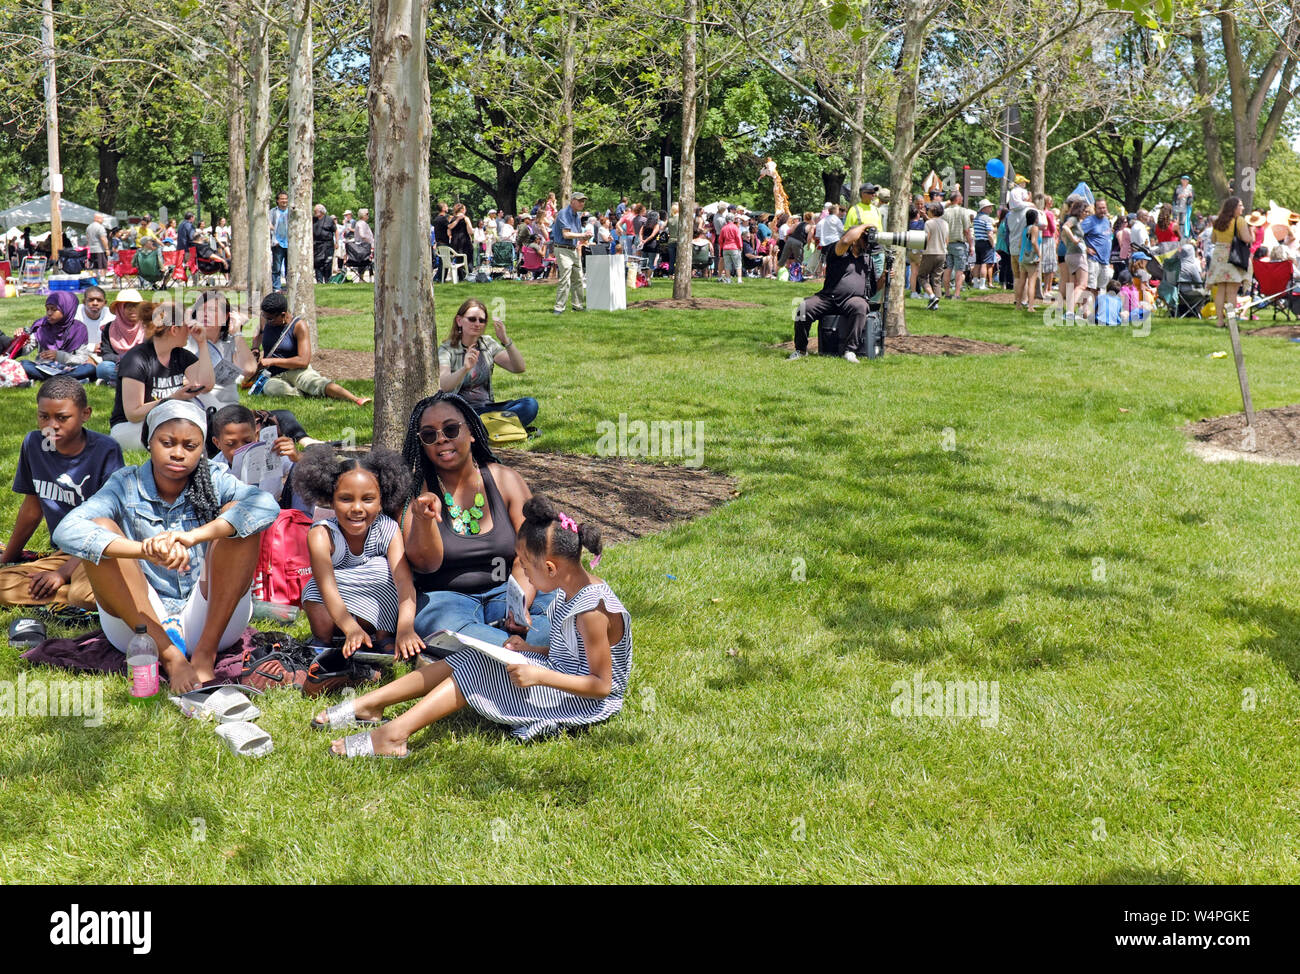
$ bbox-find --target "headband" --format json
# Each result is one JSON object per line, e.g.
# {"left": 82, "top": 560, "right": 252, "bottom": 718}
{"left": 145, "top": 399, "right": 208, "bottom": 443}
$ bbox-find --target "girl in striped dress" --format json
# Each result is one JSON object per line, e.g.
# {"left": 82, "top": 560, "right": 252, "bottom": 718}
{"left": 325, "top": 494, "right": 632, "bottom": 757}
{"left": 295, "top": 446, "right": 423, "bottom": 662}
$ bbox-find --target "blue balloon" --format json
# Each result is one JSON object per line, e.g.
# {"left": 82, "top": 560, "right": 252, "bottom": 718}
{"left": 986, "top": 158, "right": 1006, "bottom": 179}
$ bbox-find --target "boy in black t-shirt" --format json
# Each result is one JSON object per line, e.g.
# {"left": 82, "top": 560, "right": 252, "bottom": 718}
{"left": 0, "top": 377, "right": 124, "bottom": 607}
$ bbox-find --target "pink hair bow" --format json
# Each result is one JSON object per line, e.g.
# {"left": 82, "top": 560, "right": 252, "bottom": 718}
{"left": 557, "top": 512, "right": 579, "bottom": 533}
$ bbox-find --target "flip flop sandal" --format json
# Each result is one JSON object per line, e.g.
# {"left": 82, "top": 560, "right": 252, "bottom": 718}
{"left": 310, "top": 699, "right": 383, "bottom": 731}
{"left": 7, "top": 617, "right": 46, "bottom": 647}
{"left": 332, "top": 730, "right": 407, "bottom": 759}
{"left": 214, "top": 721, "right": 273, "bottom": 757}
{"left": 170, "top": 686, "right": 262, "bottom": 723}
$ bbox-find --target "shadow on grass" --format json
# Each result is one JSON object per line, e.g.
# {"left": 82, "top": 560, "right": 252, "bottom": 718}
{"left": 1086, "top": 866, "right": 1194, "bottom": 884}
{"left": 1219, "top": 597, "right": 1300, "bottom": 681}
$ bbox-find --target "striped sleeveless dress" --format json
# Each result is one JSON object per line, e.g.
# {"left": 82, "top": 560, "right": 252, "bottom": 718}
{"left": 446, "top": 581, "right": 633, "bottom": 741}
{"left": 301, "top": 514, "right": 400, "bottom": 633}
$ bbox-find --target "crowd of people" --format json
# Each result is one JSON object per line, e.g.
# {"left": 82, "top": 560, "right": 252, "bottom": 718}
{"left": 0, "top": 275, "right": 602, "bottom": 755}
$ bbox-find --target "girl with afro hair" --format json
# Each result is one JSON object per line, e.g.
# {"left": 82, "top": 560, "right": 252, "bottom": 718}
{"left": 295, "top": 445, "right": 423, "bottom": 662}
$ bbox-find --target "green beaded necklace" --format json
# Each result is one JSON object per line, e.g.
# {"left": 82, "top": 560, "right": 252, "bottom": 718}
{"left": 438, "top": 466, "right": 486, "bottom": 536}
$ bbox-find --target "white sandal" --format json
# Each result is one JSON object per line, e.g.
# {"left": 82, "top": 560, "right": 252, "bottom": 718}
{"left": 310, "top": 699, "right": 383, "bottom": 731}
{"left": 214, "top": 721, "right": 273, "bottom": 758}
{"left": 170, "top": 686, "right": 261, "bottom": 723}
{"left": 332, "top": 730, "right": 407, "bottom": 759}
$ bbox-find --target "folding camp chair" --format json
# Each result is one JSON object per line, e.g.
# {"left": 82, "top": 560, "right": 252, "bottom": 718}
{"left": 162, "top": 250, "right": 187, "bottom": 286}
{"left": 518, "top": 245, "right": 547, "bottom": 280}
{"left": 1245, "top": 259, "right": 1298, "bottom": 321}
{"left": 1156, "top": 255, "right": 1209, "bottom": 319}
{"left": 344, "top": 240, "right": 373, "bottom": 282}
{"left": 108, "top": 248, "right": 137, "bottom": 287}
{"left": 20, "top": 257, "right": 46, "bottom": 291}
{"left": 490, "top": 240, "right": 516, "bottom": 278}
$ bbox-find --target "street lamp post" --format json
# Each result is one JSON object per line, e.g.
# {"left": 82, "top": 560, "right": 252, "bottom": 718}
{"left": 191, "top": 151, "right": 205, "bottom": 226}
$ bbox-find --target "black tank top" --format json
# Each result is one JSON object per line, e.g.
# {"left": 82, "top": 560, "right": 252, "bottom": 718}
{"left": 412, "top": 463, "right": 516, "bottom": 594}
{"left": 261, "top": 317, "right": 300, "bottom": 375}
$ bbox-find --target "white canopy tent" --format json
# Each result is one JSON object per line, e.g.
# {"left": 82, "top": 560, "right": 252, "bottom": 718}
{"left": 0, "top": 194, "right": 117, "bottom": 230}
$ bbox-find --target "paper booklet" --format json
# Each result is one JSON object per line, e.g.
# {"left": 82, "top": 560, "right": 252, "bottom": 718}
{"left": 230, "top": 430, "right": 284, "bottom": 497}
{"left": 506, "top": 574, "right": 527, "bottom": 626}
{"left": 423, "top": 629, "right": 531, "bottom": 668}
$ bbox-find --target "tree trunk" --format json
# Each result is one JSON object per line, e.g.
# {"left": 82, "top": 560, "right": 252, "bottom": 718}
{"left": 1028, "top": 78, "right": 1048, "bottom": 197}
{"left": 246, "top": 14, "right": 272, "bottom": 308}
{"left": 821, "top": 171, "right": 845, "bottom": 210}
{"left": 288, "top": 0, "right": 317, "bottom": 348}
{"left": 673, "top": 0, "right": 697, "bottom": 301}
{"left": 95, "top": 140, "right": 122, "bottom": 214}
{"left": 849, "top": 46, "right": 867, "bottom": 196}
{"left": 884, "top": 1, "right": 926, "bottom": 339}
{"left": 558, "top": 8, "right": 576, "bottom": 202}
{"left": 1189, "top": 26, "right": 1230, "bottom": 202}
{"left": 370, "top": 0, "right": 438, "bottom": 449}
{"left": 227, "top": 18, "right": 249, "bottom": 291}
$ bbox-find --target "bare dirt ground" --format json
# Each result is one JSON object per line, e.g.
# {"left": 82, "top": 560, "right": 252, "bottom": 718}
{"left": 1183, "top": 404, "right": 1300, "bottom": 465}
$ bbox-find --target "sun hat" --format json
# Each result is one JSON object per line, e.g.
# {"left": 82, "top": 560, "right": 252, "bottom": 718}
{"left": 1247, "top": 212, "right": 1268, "bottom": 227}
{"left": 877, "top": 188, "right": 892, "bottom": 201}
{"left": 145, "top": 399, "right": 208, "bottom": 444}
{"left": 1014, "top": 174, "right": 1029, "bottom": 185}
{"left": 110, "top": 288, "right": 144, "bottom": 314}
{"left": 978, "top": 198, "right": 994, "bottom": 210}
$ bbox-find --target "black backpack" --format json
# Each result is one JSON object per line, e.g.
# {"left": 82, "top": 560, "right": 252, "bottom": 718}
{"left": 58, "top": 248, "right": 84, "bottom": 274}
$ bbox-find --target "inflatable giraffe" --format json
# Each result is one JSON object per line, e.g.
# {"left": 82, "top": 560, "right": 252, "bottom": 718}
{"left": 760, "top": 157, "right": 791, "bottom": 217}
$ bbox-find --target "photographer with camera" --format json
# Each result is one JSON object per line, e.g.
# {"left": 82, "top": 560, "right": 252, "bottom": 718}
{"left": 787, "top": 222, "right": 877, "bottom": 364}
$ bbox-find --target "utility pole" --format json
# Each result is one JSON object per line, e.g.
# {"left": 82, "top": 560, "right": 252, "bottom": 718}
{"left": 42, "top": 0, "right": 62, "bottom": 254}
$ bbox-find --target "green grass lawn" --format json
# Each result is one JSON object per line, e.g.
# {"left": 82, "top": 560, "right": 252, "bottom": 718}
{"left": 1, "top": 276, "right": 1298, "bottom": 883}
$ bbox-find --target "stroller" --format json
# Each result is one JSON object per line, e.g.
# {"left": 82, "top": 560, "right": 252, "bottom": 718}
{"left": 343, "top": 239, "right": 373, "bottom": 282}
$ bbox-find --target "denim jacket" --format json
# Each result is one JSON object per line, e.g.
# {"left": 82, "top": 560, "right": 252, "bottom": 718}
{"left": 53, "top": 459, "right": 279, "bottom": 614}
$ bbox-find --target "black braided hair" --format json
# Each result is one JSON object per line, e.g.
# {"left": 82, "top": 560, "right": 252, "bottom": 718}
{"left": 187, "top": 447, "right": 221, "bottom": 525}
{"left": 519, "top": 493, "right": 602, "bottom": 565}
{"left": 401, "top": 392, "right": 500, "bottom": 495}
{"left": 294, "top": 444, "right": 414, "bottom": 519}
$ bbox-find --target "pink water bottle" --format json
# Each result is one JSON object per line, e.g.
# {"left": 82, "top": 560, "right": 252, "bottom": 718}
{"left": 126, "top": 624, "right": 159, "bottom": 701}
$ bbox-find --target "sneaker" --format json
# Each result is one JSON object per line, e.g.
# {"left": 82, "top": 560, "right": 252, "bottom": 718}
{"left": 843, "top": 351, "right": 859, "bottom": 363}
{"left": 552, "top": 308, "right": 565, "bottom": 315}
{"left": 786, "top": 350, "right": 807, "bottom": 360}
{"left": 928, "top": 296, "right": 939, "bottom": 311}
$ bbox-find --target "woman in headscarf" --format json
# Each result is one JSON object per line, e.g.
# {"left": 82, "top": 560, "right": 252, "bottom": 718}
{"left": 21, "top": 291, "right": 96, "bottom": 382}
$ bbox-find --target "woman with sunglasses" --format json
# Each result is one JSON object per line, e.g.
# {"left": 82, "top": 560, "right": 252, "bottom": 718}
{"left": 437, "top": 297, "right": 538, "bottom": 427}
{"left": 400, "top": 392, "right": 554, "bottom": 650}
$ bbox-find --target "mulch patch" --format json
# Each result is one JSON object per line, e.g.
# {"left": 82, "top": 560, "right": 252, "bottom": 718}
{"left": 499, "top": 451, "right": 737, "bottom": 544}
{"left": 774, "top": 334, "right": 1019, "bottom": 356}
{"left": 629, "top": 297, "right": 763, "bottom": 311}
{"left": 312, "top": 347, "right": 376, "bottom": 381}
{"left": 336, "top": 445, "right": 737, "bottom": 545}
{"left": 1244, "top": 324, "right": 1300, "bottom": 338}
{"left": 316, "top": 306, "right": 366, "bottom": 317}
{"left": 1183, "top": 404, "right": 1300, "bottom": 465}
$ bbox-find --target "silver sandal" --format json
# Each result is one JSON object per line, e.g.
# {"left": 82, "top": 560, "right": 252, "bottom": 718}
{"left": 332, "top": 730, "right": 408, "bottom": 759}
{"left": 310, "top": 699, "right": 383, "bottom": 731}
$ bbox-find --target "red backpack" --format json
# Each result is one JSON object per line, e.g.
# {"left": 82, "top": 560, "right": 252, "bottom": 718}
{"left": 252, "top": 509, "right": 313, "bottom": 606}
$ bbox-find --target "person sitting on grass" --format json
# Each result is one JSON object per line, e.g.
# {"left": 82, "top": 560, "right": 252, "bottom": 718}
{"left": 320, "top": 493, "right": 632, "bottom": 757}
{"left": 52, "top": 400, "right": 280, "bottom": 693}
{"left": 0, "top": 377, "right": 124, "bottom": 610}
{"left": 209, "top": 404, "right": 310, "bottom": 512}
{"left": 108, "top": 300, "right": 215, "bottom": 451}
{"left": 437, "top": 298, "right": 537, "bottom": 428}
{"left": 400, "top": 392, "right": 555, "bottom": 648}
{"left": 251, "top": 292, "right": 371, "bottom": 407}
{"left": 295, "top": 446, "right": 423, "bottom": 662}
{"left": 95, "top": 288, "right": 147, "bottom": 387}
{"left": 21, "top": 292, "right": 98, "bottom": 383}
